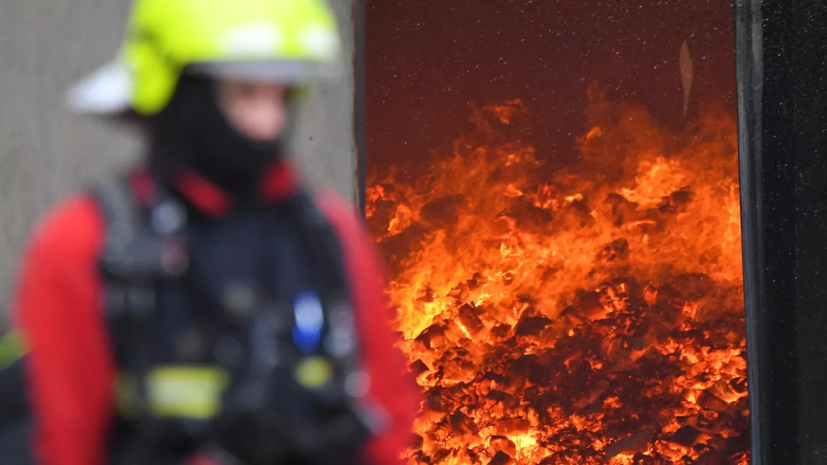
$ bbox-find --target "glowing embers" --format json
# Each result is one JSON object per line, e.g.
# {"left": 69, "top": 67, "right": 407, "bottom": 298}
{"left": 367, "top": 88, "right": 748, "bottom": 465}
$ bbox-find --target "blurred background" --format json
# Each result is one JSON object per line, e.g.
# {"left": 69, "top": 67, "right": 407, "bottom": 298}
{"left": 367, "top": 0, "right": 736, "bottom": 183}
{"left": 0, "top": 0, "right": 357, "bottom": 314}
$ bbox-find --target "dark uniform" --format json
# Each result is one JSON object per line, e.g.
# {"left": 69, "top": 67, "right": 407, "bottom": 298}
{"left": 12, "top": 161, "right": 420, "bottom": 465}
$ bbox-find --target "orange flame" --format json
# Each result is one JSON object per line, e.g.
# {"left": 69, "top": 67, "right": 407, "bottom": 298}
{"left": 368, "top": 89, "right": 748, "bottom": 465}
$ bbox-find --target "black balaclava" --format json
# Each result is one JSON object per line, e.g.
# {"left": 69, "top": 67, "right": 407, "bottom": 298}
{"left": 148, "top": 74, "right": 286, "bottom": 197}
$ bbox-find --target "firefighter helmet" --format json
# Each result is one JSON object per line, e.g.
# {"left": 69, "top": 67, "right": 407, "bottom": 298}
{"left": 67, "top": 0, "right": 341, "bottom": 115}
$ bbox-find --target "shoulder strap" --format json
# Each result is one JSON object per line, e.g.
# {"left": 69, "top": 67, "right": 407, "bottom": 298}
{"left": 90, "top": 176, "right": 148, "bottom": 323}
{"left": 89, "top": 174, "right": 191, "bottom": 457}
{"left": 89, "top": 173, "right": 188, "bottom": 357}
{"left": 91, "top": 175, "right": 188, "bottom": 287}
{"left": 284, "top": 189, "right": 389, "bottom": 436}
{"left": 286, "top": 190, "right": 348, "bottom": 294}
{"left": 90, "top": 176, "right": 142, "bottom": 240}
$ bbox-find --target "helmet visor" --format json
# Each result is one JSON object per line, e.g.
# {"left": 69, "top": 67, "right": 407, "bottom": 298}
{"left": 187, "top": 60, "right": 341, "bottom": 84}
{"left": 66, "top": 57, "right": 341, "bottom": 116}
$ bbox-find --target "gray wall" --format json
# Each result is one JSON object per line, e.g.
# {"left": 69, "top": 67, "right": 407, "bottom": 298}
{"left": 0, "top": 0, "right": 356, "bottom": 308}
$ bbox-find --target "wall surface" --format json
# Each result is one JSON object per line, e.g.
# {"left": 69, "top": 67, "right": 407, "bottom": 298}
{"left": 0, "top": 0, "right": 356, "bottom": 310}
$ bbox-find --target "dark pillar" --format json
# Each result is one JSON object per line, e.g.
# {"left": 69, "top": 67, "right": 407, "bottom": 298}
{"left": 736, "top": 0, "right": 827, "bottom": 463}
{"left": 353, "top": 0, "right": 366, "bottom": 214}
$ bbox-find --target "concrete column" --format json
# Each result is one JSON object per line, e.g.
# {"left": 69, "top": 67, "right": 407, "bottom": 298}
{"left": 294, "top": 0, "right": 358, "bottom": 201}
{"left": 0, "top": 0, "right": 357, "bottom": 309}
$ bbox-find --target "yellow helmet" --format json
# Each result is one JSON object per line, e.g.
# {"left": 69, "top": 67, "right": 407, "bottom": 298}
{"left": 67, "top": 0, "right": 341, "bottom": 116}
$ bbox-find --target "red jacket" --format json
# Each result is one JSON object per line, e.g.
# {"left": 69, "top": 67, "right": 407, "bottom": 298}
{"left": 12, "top": 164, "right": 420, "bottom": 465}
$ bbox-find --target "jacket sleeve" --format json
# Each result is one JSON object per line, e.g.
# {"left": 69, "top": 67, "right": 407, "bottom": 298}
{"left": 12, "top": 195, "right": 116, "bottom": 465}
{"left": 317, "top": 193, "right": 421, "bottom": 465}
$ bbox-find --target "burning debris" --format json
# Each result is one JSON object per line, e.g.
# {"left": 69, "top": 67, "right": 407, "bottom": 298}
{"left": 367, "top": 89, "right": 749, "bottom": 465}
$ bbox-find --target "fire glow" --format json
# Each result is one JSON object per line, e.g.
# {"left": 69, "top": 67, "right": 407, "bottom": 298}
{"left": 367, "top": 87, "right": 749, "bottom": 465}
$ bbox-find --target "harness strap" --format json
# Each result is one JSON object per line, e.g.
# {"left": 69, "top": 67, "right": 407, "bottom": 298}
{"left": 90, "top": 177, "right": 141, "bottom": 230}
{"left": 90, "top": 175, "right": 189, "bottom": 464}
{"left": 285, "top": 192, "right": 388, "bottom": 436}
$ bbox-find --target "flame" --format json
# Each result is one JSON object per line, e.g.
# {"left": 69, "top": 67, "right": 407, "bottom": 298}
{"left": 367, "top": 89, "right": 749, "bottom": 464}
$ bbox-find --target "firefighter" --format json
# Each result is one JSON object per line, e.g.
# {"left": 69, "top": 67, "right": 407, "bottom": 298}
{"left": 9, "top": 0, "right": 420, "bottom": 464}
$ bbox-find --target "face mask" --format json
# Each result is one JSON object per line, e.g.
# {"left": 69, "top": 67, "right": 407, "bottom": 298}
{"left": 149, "top": 75, "right": 286, "bottom": 197}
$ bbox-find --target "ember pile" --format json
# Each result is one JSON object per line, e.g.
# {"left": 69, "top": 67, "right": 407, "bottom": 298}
{"left": 366, "top": 87, "right": 749, "bottom": 465}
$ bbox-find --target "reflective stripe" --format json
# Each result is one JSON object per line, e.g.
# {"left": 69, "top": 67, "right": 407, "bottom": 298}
{"left": 117, "top": 366, "right": 229, "bottom": 419}
{"left": 0, "top": 330, "right": 29, "bottom": 368}
{"left": 148, "top": 367, "right": 229, "bottom": 418}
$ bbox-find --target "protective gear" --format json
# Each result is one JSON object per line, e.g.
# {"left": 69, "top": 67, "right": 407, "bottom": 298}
{"left": 11, "top": 166, "right": 421, "bottom": 465}
{"left": 66, "top": 0, "right": 341, "bottom": 115}
{"left": 91, "top": 173, "right": 381, "bottom": 465}
{"left": 149, "top": 75, "right": 284, "bottom": 195}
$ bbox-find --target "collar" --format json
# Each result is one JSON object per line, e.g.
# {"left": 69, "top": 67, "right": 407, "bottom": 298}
{"left": 129, "top": 161, "right": 299, "bottom": 217}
